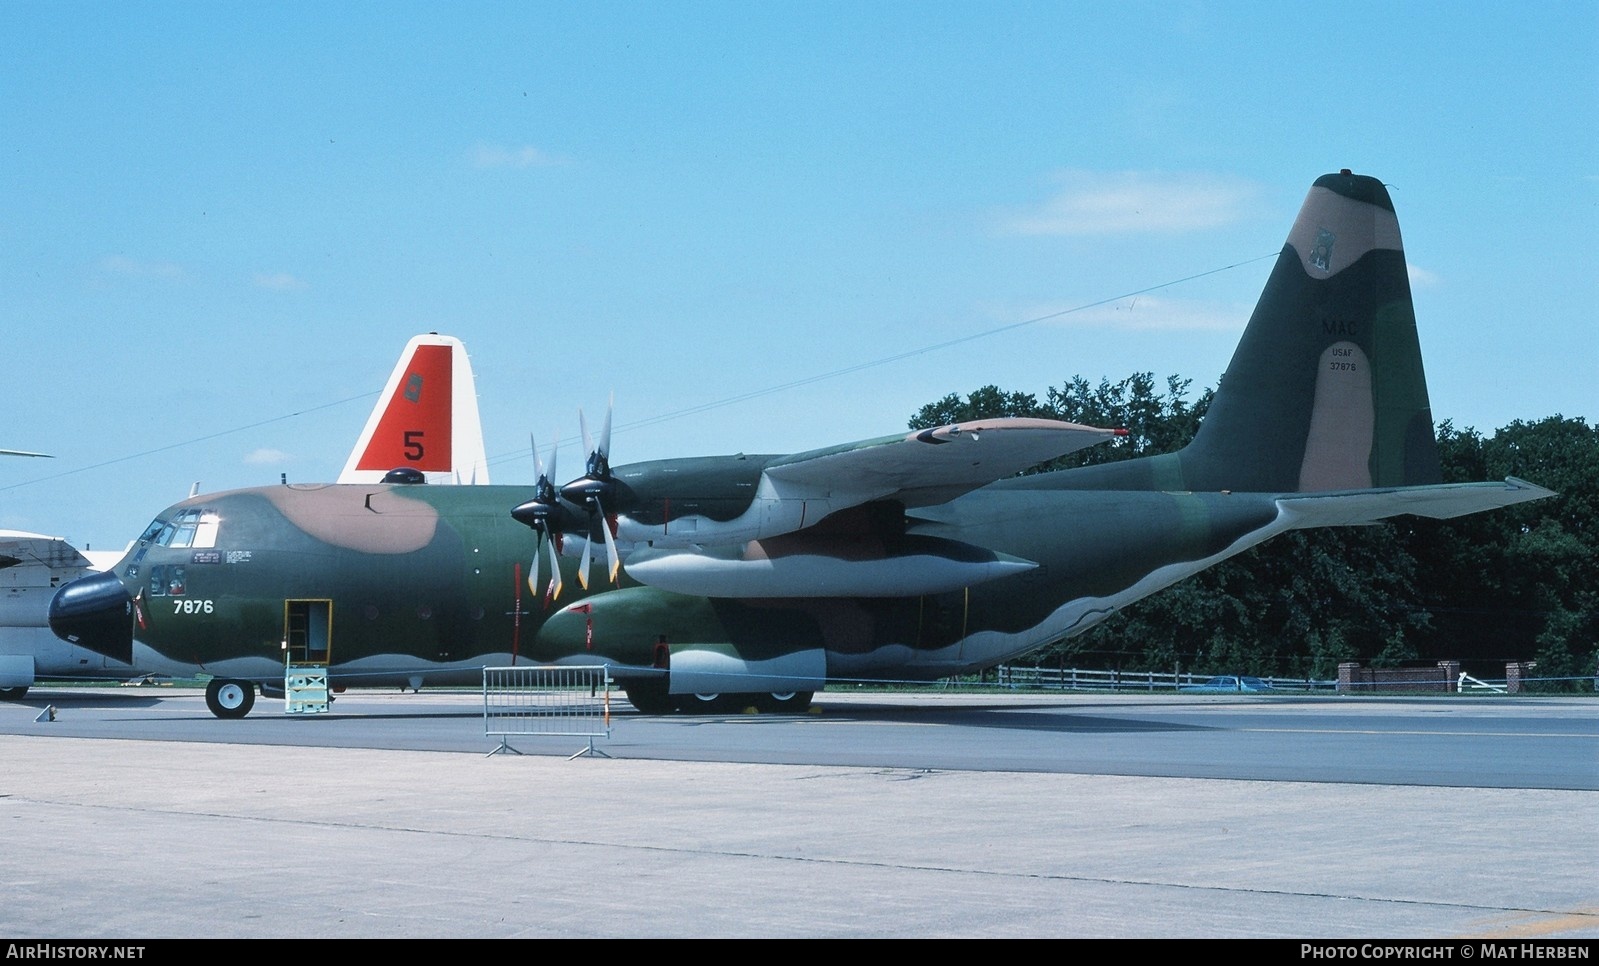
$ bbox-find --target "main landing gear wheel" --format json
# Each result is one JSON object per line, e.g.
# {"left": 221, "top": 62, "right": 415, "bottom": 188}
{"left": 673, "top": 692, "right": 740, "bottom": 713}
{"left": 205, "top": 679, "right": 256, "bottom": 719}
{"left": 754, "top": 691, "right": 814, "bottom": 713}
{"left": 623, "top": 682, "right": 675, "bottom": 715}
{"left": 0, "top": 686, "right": 28, "bottom": 701}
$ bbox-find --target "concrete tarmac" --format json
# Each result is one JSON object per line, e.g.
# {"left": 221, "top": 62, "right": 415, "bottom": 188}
{"left": 3, "top": 725, "right": 1596, "bottom": 939}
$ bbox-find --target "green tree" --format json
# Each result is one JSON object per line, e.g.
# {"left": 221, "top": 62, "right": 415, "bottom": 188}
{"left": 1044, "top": 525, "right": 1431, "bottom": 680}
{"left": 1411, "top": 417, "right": 1598, "bottom": 688}
{"left": 909, "top": 372, "right": 1210, "bottom": 471}
{"left": 910, "top": 386, "right": 1049, "bottom": 427}
{"left": 1043, "top": 373, "right": 1211, "bottom": 466}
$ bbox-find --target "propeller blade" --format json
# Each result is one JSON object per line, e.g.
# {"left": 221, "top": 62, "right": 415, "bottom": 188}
{"left": 576, "top": 397, "right": 613, "bottom": 480}
{"left": 525, "top": 433, "right": 546, "bottom": 598}
{"left": 545, "top": 533, "right": 563, "bottom": 602}
{"left": 594, "top": 494, "right": 621, "bottom": 585}
{"left": 604, "top": 520, "right": 621, "bottom": 584}
{"left": 577, "top": 535, "right": 592, "bottom": 591}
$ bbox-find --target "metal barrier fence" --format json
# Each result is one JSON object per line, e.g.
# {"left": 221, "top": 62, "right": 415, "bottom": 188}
{"left": 482, "top": 665, "right": 613, "bottom": 758}
{"left": 991, "top": 666, "right": 1335, "bottom": 692}
{"left": 990, "top": 665, "right": 1594, "bottom": 694}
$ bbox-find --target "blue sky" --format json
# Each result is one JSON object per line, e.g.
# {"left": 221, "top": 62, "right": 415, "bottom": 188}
{"left": 3, "top": 1, "right": 1595, "bottom": 555}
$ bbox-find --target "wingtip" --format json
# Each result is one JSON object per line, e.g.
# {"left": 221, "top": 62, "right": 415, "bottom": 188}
{"left": 1504, "top": 476, "right": 1559, "bottom": 500}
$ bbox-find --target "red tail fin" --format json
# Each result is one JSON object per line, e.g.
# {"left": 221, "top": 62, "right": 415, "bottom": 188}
{"left": 337, "top": 334, "right": 489, "bottom": 484}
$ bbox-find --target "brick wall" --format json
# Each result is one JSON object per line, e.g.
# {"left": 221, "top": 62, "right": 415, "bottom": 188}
{"left": 1336, "top": 661, "right": 1460, "bottom": 694}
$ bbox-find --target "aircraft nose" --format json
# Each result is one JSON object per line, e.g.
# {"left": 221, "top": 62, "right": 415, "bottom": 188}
{"left": 49, "top": 571, "right": 135, "bottom": 665}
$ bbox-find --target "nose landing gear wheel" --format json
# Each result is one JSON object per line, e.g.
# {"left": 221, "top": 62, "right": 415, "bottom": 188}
{"left": 205, "top": 679, "right": 256, "bottom": 719}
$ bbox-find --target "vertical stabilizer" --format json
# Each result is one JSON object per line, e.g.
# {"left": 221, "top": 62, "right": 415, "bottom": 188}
{"left": 1177, "top": 170, "right": 1441, "bottom": 493}
{"left": 337, "top": 334, "right": 491, "bottom": 485}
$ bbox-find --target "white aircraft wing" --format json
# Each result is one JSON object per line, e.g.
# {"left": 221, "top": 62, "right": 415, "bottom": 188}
{"left": 0, "top": 530, "right": 97, "bottom": 571}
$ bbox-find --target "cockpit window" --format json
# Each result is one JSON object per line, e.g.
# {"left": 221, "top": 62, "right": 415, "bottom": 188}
{"left": 150, "top": 509, "right": 220, "bottom": 549}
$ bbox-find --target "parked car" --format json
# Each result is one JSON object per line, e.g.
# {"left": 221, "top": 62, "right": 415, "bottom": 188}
{"left": 1179, "top": 675, "right": 1274, "bottom": 693}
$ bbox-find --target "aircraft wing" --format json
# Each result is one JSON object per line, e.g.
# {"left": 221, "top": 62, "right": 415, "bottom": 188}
{"left": 0, "top": 530, "right": 97, "bottom": 571}
{"left": 764, "top": 417, "right": 1126, "bottom": 509}
{"left": 605, "top": 417, "right": 1125, "bottom": 594}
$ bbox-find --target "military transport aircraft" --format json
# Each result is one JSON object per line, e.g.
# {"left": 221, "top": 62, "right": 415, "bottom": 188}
{"left": 48, "top": 170, "right": 1555, "bottom": 718}
{"left": 2, "top": 332, "right": 487, "bottom": 700}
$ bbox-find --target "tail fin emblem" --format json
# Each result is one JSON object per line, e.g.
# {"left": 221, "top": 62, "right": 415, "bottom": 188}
{"left": 1310, "top": 228, "right": 1335, "bottom": 272}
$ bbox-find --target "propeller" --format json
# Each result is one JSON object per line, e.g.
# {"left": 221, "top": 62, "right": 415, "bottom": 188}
{"left": 559, "top": 395, "right": 626, "bottom": 590}
{"left": 510, "top": 432, "right": 578, "bottom": 604}
{"left": 509, "top": 398, "right": 633, "bottom": 596}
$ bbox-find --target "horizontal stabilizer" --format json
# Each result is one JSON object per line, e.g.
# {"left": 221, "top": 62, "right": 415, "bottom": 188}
{"left": 1276, "top": 477, "right": 1555, "bottom": 527}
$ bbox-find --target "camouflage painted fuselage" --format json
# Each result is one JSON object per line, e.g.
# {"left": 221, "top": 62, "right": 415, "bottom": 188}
{"left": 94, "top": 465, "right": 1292, "bottom": 692}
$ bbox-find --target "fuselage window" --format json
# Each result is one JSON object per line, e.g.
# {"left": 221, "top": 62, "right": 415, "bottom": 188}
{"left": 159, "top": 509, "right": 220, "bottom": 550}
{"left": 148, "top": 565, "right": 186, "bottom": 597}
{"left": 194, "top": 513, "right": 220, "bottom": 548}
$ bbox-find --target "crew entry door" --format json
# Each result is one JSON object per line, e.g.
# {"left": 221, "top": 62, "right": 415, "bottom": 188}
{"left": 283, "top": 599, "right": 332, "bottom": 715}
{"left": 284, "top": 599, "right": 333, "bottom": 666}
